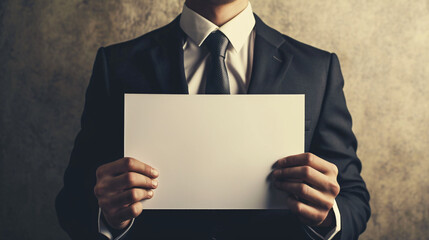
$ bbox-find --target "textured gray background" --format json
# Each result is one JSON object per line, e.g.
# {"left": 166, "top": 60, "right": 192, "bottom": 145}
{"left": 1, "top": 0, "right": 428, "bottom": 239}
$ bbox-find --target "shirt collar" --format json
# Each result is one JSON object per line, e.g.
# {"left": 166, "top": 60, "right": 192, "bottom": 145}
{"left": 180, "top": 2, "right": 255, "bottom": 52}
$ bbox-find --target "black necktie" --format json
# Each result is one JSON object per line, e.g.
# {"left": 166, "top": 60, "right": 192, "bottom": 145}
{"left": 204, "top": 31, "right": 230, "bottom": 94}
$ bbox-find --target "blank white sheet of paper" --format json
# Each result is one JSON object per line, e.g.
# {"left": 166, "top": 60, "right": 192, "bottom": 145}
{"left": 124, "top": 94, "right": 304, "bottom": 209}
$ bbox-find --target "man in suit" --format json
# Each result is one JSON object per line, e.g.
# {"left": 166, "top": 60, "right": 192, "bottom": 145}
{"left": 56, "top": 0, "right": 370, "bottom": 239}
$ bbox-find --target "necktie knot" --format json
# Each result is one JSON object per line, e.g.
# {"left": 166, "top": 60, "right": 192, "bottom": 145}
{"left": 204, "top": 31, "right": 229, "bottom": 58}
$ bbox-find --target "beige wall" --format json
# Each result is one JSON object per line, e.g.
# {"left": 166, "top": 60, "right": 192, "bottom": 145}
{"left": 1, "top": 0, "right": 428, "bottom": 239}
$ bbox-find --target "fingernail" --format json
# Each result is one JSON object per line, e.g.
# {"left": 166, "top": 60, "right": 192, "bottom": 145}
{"left": 151, "top": 168, "right": 159, "bottom": 176}
{"left": 148, "top": 190, "right": 153, "bottom": 197}
{"left": 152, "top": 179, "right": 158, "bottom": 187}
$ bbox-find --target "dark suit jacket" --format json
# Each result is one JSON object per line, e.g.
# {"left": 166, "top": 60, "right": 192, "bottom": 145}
{"left": 56, "top": 15, "right": 370, "bottom": 240}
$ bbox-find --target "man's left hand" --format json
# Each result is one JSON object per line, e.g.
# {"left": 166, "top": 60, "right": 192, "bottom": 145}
{"left": 272, "top": 153, "right": 340, "bottom": 227}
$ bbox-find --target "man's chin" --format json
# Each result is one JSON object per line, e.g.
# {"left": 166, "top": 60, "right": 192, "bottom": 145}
{"left": 208, "top": 0, "right": 239, "bottom": 5}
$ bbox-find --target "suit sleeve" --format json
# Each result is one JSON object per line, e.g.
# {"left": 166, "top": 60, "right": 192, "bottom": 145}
{"left": 56, "top": 47, "right": 115, "bottom": 239}
{"left": 309, "top": 53, "right": 371, "bottom": 240}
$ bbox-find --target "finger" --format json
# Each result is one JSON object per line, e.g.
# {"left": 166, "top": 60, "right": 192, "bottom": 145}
{"left": 106, "top": 188, "right": 154, "bottom": 208}
{"left": 115, "top": 201, "right": 144, "bottom": 223}
{"left": 94, "top": 172, "right": 159, "bottom": 202}
{"left": 275, "top": 182, "right": 334, "bottom": 210}
{"left": 277, "top": 153, "right": 337, "bottom": 175}
{"left": 100, "top": 157, "right": 159, "bottom": 178}
{"left": 286, "top": 196, "right": 328, "bottom": 226}
{"left": 272, "top": 166, "right": 330, "bottom": 191}
{"left": 111, "top": 172, "right": 159, "bottom": 190}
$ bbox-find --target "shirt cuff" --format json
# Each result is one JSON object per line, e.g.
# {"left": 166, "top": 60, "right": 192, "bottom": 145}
{"left": 303, "top": 200, "right": 341, "bottom": 240}
{"left": 98, "top": 208, "right": 135, "bottom": 240}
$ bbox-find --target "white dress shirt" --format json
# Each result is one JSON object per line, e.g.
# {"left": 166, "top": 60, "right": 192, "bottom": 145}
{"left": 99, "top": 2, "right": 341, "bottom": 240}
{"left": 181, "top": 3, "right": 255, "bottom": 94}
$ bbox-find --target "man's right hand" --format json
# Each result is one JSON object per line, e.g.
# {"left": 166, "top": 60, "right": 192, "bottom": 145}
{"left": 94, "top": 157, "right": 159, "bottom": 230}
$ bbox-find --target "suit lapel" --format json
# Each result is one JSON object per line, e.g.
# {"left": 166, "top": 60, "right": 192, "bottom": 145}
{"left": 247, "top": 15, "right": 294, "bottom": 94}
{"left": 139, "top": 15, "right": 296, "bottom": 95}
{"left": 148, "top": 16, "right": 189, "bottom": 94}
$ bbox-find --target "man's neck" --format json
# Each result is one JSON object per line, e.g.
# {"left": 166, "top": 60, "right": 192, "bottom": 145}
{"left": 185, "top": 0, "right": 249, "bottom": 26}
